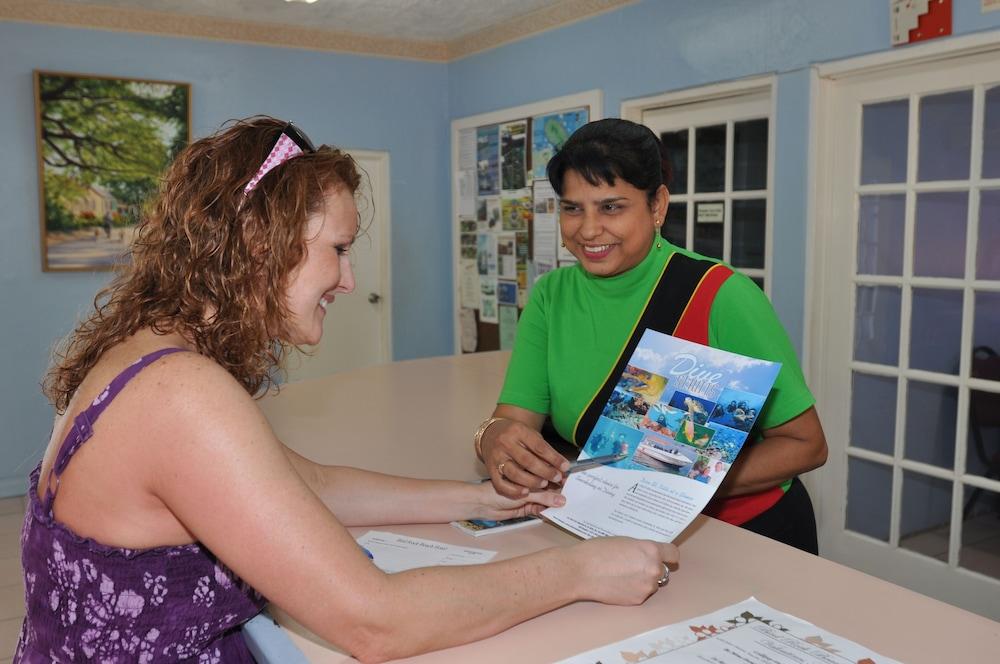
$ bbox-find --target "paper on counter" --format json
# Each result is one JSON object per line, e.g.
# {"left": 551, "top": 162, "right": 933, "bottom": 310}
{"left": 556, "top": 597, "right": 901, "bottom": 664}
{"left": 356, "top": 530, "right": 497, "bottom": 574}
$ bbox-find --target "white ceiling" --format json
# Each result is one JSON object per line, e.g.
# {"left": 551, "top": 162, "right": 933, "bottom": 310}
{"left": 56, "top": 0, "right": 572, "bottom": 41}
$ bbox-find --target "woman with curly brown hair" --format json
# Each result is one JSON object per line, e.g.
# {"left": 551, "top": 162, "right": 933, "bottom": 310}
{"left": 16, "top": 117, "right": 679, "bottom": 663}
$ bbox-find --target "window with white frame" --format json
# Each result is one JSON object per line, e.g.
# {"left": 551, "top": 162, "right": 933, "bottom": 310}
{"left": 640, "top": 90, "right": 772, "bottom": 292}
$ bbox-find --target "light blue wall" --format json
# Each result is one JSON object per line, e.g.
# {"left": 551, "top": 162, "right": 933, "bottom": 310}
{"left": 448, "top": 0, "right": 1000, "bottom": 356}
{"left": 0, "top": 22, "right": 450, "bottom": 495}
{"left": 4, "top": 1, "right": 1000, "bottom": 496}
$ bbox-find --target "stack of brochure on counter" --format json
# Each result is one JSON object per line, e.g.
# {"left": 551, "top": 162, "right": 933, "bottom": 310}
{"left": 556, "top": 597, "right": 901, "bottom": 664}
{"left": 451, "top": 515, "right": 541, "bottom": 537}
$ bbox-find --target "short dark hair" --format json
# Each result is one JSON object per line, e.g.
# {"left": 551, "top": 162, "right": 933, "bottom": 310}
{"left": 546, "top": 118, "right": 669, "bottom": 204}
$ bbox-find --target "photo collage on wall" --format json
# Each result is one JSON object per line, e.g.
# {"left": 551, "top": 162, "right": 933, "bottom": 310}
{"left": 581, "top": 330, "right": 780, "bottom": 487}
{"left": 458, "top": 107, "right": 589, "bottom": 352}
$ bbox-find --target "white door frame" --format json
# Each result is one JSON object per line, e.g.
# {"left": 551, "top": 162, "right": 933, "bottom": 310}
{"left": 809, "top": 29, "right": 1000, "bottom": 618}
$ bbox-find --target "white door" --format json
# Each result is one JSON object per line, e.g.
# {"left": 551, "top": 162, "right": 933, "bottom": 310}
{"left": 813, "top": 47, "right": 1000, "bottom": 618}
{"left": 285, "top": 149, "right": 392, "bottom": 382}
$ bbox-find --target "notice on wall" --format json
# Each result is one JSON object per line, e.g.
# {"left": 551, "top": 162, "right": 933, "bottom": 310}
{"left": 500, "top": 120, "right": 528, "bottom": 191}
{"left": 459, "top": 307, "right": 478, "bottom": 353}
{"left": 499, "top": 305, "right": 518, "bottom": 350}
{"left": 457, "top": 128, "right": 478, "bottom": 217}
{"left": 477, "top": 231, "right": 498, "bottom": 324}
{"left": 497, "top": 280, "right": 518, "bottom": 307}
{"left": 476, "top": 125, "right": 500, "bottom": 196}
{"left": 479, "top": 276, "right": 498, "bottom": 324}
{"left": 532, "top": 178, "right": 559, "bottom": 269}
{"left": 696, "top": 202, "right": 724, "bottom": 224}
{"left": 501, "top": 190, "right": 532, "bottom": 232}
{"left": 531, "top": 108, "right": 588, "bottom": 180}
{"left": 459, "top": 258, "right": 479, "bottom": 310}
{"left": 497, "top": 232, "right": 517, "bottom": 280}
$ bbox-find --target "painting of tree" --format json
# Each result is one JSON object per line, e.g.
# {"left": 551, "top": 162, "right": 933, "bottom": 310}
{"left": 34, "top": 71, "right": 190, "bottom": 271}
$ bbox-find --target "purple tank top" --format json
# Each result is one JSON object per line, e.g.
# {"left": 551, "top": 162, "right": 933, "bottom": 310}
{"left": 16, "top": 348, "right": 267, "bottom": 663}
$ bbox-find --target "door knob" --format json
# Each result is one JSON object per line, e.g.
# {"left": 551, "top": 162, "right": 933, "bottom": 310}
{"left": 368, "top": 292, "right": 382, "bottom": 304}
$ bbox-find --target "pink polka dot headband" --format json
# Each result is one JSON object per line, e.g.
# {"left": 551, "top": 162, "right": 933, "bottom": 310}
{"left": 242, "top": 121, "right": 316, "bottom": 199}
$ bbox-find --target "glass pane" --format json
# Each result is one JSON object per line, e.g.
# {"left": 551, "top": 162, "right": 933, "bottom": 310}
{"left": 660, "top": 129, "right": 689, "bottom": 194}
{"left": 977, "top": 189, "right": 1000, "bottom": 280}
{"left": 850, "top": 372, "right": 897, "bottom": 455}
{"left": 914, "top": 192, "right": 968, "bottom": 278}
{"left": 904, "top": 380, "right": 958, "bottom": 469}
{"left": 918, "top": 90, "right": 973, "bottom": 182}
{"left": 973, "top": 292, "right": 1000, "bottom": 379}
{"left": 972, "top": 292, "right": 1000, "bottom": 380}
{"left": 967, "top": 387, "right": 1000, "bottom": 479}
{"left": 694, "top": 124, "right": 725, "bottom": 193}
{"left": 910, "top": 288, "right": 963, "bottom": 374}
{"left": 960, "top": 484, "right": 1000, "bottom": 581}
{"left": 854, "top": 286, "right": 901, "bottom": 365}
{"left": 858, "top": 194, "right": 905, "bottom": 276}
{"left": 750, "top": 276, "right": 765, "bottom": 291}
{"left": 846, "top": 456, "right": 892, "bottom": 541}
{"left": 861, "top": 99, "right": 909, "bottom": 185}
{"left": 733, "top": 118, "right": 767, "bottom": 191}
{"left": 899, "top": 471, "right": 952, "bottom": 561}
{"left": 983, "top": 85, "right": 1000, "bottom": 179}
{"left": 662, "top": 201, "right": 687, "bottom": 247}
{"left": 693, "top": 201, "right": 724, "bottom": 258}
{"left": 731, "top": 199, "right": 765, "bottom": 268}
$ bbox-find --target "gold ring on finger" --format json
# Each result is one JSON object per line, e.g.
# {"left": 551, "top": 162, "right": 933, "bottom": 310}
{"left": 498, "top": 461, "right": 507, "bottom": 478}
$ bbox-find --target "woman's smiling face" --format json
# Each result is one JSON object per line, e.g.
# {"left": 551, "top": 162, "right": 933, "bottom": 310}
{"left": 557, "top": 169, "right": 668, "bottom": 277}
{"left": 282, "top": 187, "right": 358, "bottom": 346}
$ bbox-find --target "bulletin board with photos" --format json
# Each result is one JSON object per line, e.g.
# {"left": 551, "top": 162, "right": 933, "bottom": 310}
{"left": 452, "top": 91, "right": 602, "bottom": 354}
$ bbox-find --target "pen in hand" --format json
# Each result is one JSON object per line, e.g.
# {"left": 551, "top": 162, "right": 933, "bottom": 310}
{"left": 566, "top": 449, "right": 628, "bottom": 474}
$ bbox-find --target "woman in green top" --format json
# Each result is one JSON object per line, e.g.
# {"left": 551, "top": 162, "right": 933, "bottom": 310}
{"left": 474, "top": 119, "right": 828, "bottom": 553}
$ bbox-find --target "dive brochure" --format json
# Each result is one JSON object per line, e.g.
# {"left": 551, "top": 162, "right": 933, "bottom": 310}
{"left": 542, "top": 329, "right": 781, "bottom": 542}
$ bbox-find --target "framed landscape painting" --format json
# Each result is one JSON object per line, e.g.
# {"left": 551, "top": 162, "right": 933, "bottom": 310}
{"left": 34, "top": 71, "right": 191, "bottom": 271}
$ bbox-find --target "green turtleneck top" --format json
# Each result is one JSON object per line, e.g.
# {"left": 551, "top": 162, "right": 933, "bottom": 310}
{"left": 498, "top": 239, "right": 814, "bottom": 443}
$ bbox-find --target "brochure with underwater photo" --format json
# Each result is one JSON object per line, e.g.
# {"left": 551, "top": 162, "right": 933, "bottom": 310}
{"left": 543, "top": 329, "right": 781, "bottom": 542}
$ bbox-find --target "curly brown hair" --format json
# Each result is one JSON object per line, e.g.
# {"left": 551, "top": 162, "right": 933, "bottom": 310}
{"left": 44, "top": 116, "right": 362, "bottom": 412}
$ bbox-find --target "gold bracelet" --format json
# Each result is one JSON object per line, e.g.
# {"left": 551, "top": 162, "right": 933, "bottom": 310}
{"left": 474, "top": 416, "right": 506, "bottom": 462}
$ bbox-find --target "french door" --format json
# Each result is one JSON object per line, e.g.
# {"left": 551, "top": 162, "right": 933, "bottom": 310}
{"left": 814, "top": 46, "right": 1000, "bottom": 619}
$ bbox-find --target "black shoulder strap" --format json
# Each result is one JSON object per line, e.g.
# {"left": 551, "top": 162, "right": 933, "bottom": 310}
{"left": 571, "top": 253, "right": 715, "bottom": 446}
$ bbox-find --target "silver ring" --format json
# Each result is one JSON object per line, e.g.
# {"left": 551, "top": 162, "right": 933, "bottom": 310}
{"left": 497, "top": 461, "right": 507, "bottom": 478}
{"left": 656, "top": 563, "right": 670, "bottom": 587}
